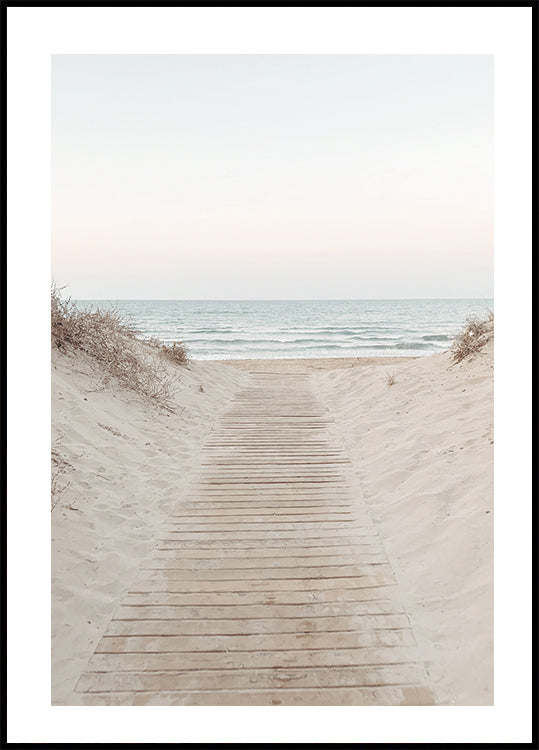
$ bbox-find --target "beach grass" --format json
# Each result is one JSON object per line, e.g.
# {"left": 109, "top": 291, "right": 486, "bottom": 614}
{"left": 51, "top": 282, "right": 188, "bottom": 406}
{"left": 451, "top": 311, "right": 494, "bottom": 364}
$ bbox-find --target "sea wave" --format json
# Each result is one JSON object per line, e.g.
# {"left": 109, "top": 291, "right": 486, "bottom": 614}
{"left": 85, "top": 298, "right": 491, "bottom": 359}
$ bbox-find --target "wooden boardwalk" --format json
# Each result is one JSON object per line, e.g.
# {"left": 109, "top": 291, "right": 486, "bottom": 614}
{"left": 76, "top": 372, "right": 435, "bottom": 705}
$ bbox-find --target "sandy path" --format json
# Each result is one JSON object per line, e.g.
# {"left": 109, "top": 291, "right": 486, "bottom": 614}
{"left": 75, "top": 370, "right": 435, "bottom": 705}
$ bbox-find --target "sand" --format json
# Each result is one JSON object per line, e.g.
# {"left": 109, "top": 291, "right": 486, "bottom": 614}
{"left": 51, "top": 348, "right": 249, "bottom": 704}
{"left": 314, "top": 344, "right": 494, "bottom": 705}
{"left": 51, "top": 340, "right": 493, "bottom": 705}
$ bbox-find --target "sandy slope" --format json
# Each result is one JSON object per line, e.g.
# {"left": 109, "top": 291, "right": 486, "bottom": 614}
{"left": 51, "top": 348, "right": 248, "bottom": 704}
{"left": 52, "top": 339, "right": 493, "bottom": 705}
{"left": 314, "top": 340, "right": 494, "bottom": 705}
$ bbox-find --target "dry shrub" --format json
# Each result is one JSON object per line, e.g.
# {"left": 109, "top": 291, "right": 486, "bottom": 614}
{"left": 451, "top": 311, "right": 494, "bottom": 364}
{"left": 386, "top": 372, "right": 396, "bottom": 387}
{"left": 160, "top": 341, "right": 188, "bottom": 366}
{"left": 52, "top": 284, "right": 136, "bottom": 350}
{"left": 51, "top": 283, "right": 188, "bottom": 406}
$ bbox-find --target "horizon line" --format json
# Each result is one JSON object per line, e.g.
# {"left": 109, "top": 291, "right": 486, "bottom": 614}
{"left": 74, "top": 296, "right": 494, "bottom": 302}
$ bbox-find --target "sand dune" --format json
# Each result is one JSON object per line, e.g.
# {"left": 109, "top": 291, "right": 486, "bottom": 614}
{"left": 52, "top": 337, "right": 493, "bottom": 705}
{"left": 51, "top": 348, "right": 249, "bottom": 704}
{"left": 315, "top": 340, "right": 494, "bottom": 705}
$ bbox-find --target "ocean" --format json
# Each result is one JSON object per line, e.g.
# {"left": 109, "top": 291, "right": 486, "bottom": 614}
{"left": 76, "top": 299, "right": 493, "bottom": 360}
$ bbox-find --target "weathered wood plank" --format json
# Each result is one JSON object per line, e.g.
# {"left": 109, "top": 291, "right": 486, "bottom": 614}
{"left": 139, "top": 564, "right": 392, "bottom": 579}
{"left": 124, "top": 587, "right": 396, "bottom": 606}
{"left": 78, "top": 663, "right": 425, "bottom": 693}
{"left": 150, "top": 552, "right": 387, "bottom": 566}
{"left": 152, "top": 544, "right": 381, "bottom": 557}
{"left": 95, "top": 629, "right": 416, "bottom": 653}
{"left": 115, "top": 600, "right": 403, "bottom": 619}
{"left": 86, "top": 645, "right": 420, "bottom": 673}
{"left": 105, "top": 613, "right": 411, "bottom": 636}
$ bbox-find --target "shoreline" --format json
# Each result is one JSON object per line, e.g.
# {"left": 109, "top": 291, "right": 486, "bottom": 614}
{"left": 208, "top": 356, "right": 418, "bottom": 372}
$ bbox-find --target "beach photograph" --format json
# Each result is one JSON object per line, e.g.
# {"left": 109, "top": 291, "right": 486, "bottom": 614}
{"left": 5, "top": 4, "right": 533, "bottom": 745}
{"left": 50, "top": 52, "right": 495, "bottom": 708}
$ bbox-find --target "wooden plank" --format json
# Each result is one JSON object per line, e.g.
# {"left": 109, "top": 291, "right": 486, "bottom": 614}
{"left": 105, "top": 614, "right": 411, "bottom": 636}
{"left": 95, "top": 629, "right": 416, "bottom": 653}
{"left": 198, "top": 453, "right": 344, "bottom": 458}
{"left": 199, "top": 462, "right": 348, "bottom": 467}
{"left": 124, "top": 588, "right": 396, "bottom": 606}
{"left": 182, "top": 493, "right": 353, "bottom": 500}
{"left": 155, "top": 531, "right": 379, "bottom": 542}
{"left": 195, "top": 481, "right": 349, "bottom": 488}
{"left": 171, "top": 503, "right": 356, "bottom": 512}
{"left": 127, "top": 575, "right": 396, "bottom": 590}
{"left": 207, "top": 440, "right": 336, "bottom": 451}
{"left": 168, "top": 507, "right": 355, "bottom": 515}
{"left": 139, "top": 564, "right": 392, "bottom": 579}
{"left": 149, "top": 552, "right": 387, "bottom": 567}
{"left": 153, "top": 544, "right": 383, "bottom": 557}
{"left": 168, "top": 510, "right": 354, "bottom": 519}
{"left": 116, "top": 600, "right": 403, "bottom": 619}
{"left": 195, "top": 469, "right": 344, "bottom": 475}
{"left": 162, "top": 518, "right": 366, "bottom": 528}
{"left": 87, "top": 645, "right": 420, "bottom": 673}
{"left": 187, "top": 488, "right": 351, "bottom": 495}
{"left": 160, "top": 521, "right": 362, "bottom": 533}
{"left": 77, "top": 663, "right": 425, "bottom": 693}
{"left": 153, "top": 535, "right": 381, "bottom": 548}
{"left": 174, "top": 501, "right": 354, "bottom": 508}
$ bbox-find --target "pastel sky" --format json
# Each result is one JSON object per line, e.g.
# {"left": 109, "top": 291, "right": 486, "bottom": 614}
{"left": 52, "top": 54, "right": 493, "bottom": 299}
